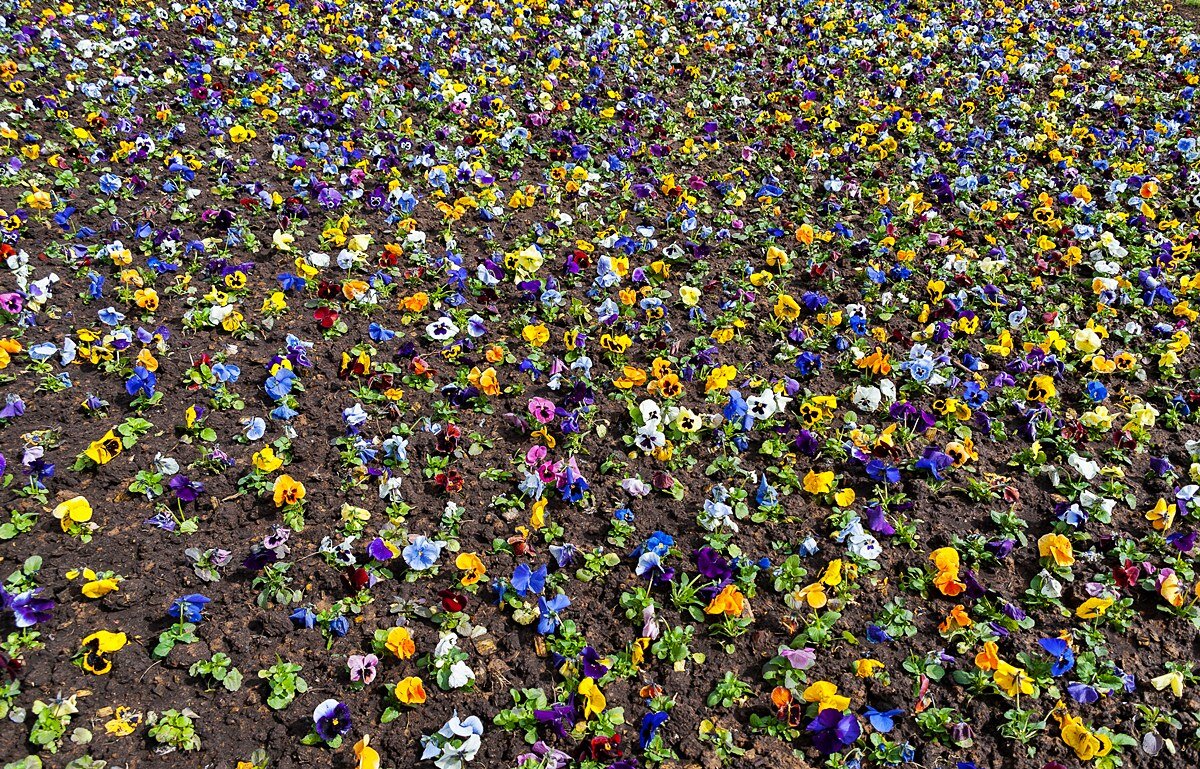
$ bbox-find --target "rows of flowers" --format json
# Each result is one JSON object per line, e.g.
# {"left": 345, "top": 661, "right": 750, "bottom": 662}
{"left": 3, "top": 0, "right": 1200, "bottom": 767}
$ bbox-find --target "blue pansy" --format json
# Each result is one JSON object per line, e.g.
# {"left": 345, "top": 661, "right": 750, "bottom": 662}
{"left": 126, "top": 366, "right": 157, "bottom": 398}
{"left": 327, "top": 616, "right": 350, "bottom": 637}
{"left": 512, "top": 563, "right": 547, "bottom": 597}
{"left": 243, "top": 417, "right": 266, "bottom": 441}
{"left": 402, "top": 536, "right": 444, "bottom": 571}
{"left": 169, "top": 594, "right": 211, "bottom": 623}
{"left": 537, "top": 593, "right": 570, "bottom": 634}
{"left": 290, "top": 607, "right": 317, "bottom": 629}
{"left": 369, "top": 322, "right": 395, "bottom": 342}
{"left": 639, "top": 711, "right": 669, "bottom": 749}
{"left": 864, "top": 706, "right": 903, "bottom": 733}
{"left": 264, "top": 368, "right": 296, "bottom": 401}
{"left": 1038, "top": 637, "right": 1075, "bottom": 676}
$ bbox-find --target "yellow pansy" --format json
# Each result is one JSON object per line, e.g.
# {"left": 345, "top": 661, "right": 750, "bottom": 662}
{"left": 272, "top": 474, "right": 305, "bottom": 506}
{"left": 79, "top": 630, "right": 128, "bottom": 674}
{"left": 802, "top": 680, "right": 851, "bottom": 711}
{"left": 253, "top": 446, "right": 284, "bottom": 473}
{"left": 104, "top": 706, "right": 142, "bottom": 737}
{"left": 354, "top": 736, "right": 381, "bottom": 769}
{"left": 802, "top": 470, "right": 835, "bottom": 494}
{"left": 1037, "top": 533, "right": 1074, "bottom": 567}
{"left": 522, "top": 324, "right": 550, "bottom": 347}
{"left": 394, "top": 676, "right": 427, "bottom": 705}
{"left": 855, "top": 659, "right": 885, "bottom": 678}
{"left": 69, "top": 567, "right": 121, "bottom": 598}
{"left": 1076, "top": 596, "right": 1113, "bottom": 619}
{"left": 704, "top": 584, "right": 746, "bottom": 616}
{"left": 85, "top": 430, "right": 123, "bottom": 465}
{"left": 455, "top": 552, "right": 486, "bottom": 586}
{"left": 578, "top": 677, "right": 606, "bottom": 718}
{"left": 53, "top": 496, "right": 93, "bottom": 531}
{"left": 993, "top": 661, "right": 1034, "bottom": 697}
{"left": 773, "top": 293, "right": 801, "bottom": 322}
{"left": 385, "top": 626, "right": 416, "bottom": 659}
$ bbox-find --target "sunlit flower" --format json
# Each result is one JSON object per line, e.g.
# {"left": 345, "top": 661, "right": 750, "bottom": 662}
{"left": 385, "top": 626, "right": 416, "bottom": 659}
{"left": 272, "top": 474, "right": 306, "bottom": 507}
{"left": 53, "top": 496, "right": 92, "bottom": 531}
{"left": 79, "top": 630, "right": 127, "bottom": 674}
{"left": 395, "top": 676, "right": 427, "bottom": 705}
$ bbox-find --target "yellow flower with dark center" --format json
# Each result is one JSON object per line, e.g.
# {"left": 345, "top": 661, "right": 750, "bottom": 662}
{"left": 340, "top": 350, "right": 372, "bottom": 378}
{"left": 1026, "top": 374, "right": 1057, "bottom": 402}
{"left": 651, "top": 373, "right": 682, "bottom": 398}
{"left": 221, "top": 310, "right": 244, "bottom": 332}
{"left": 229, "top": 125, "right": 255, "bottom": 143}
{"left": 272, "top": 474, "right": 306, "bottom": 507}
{"left": 455, "top": 552, "right": 486, "bottom": 586}
{"left": 85, "top": 429, "right": 123, "bottom": 465}
{"left": 134, "top": 288, "right": 159, "bottom": 311}
{"left": 1056, "top": 711, "right": 1113, "bottom": 761}
{"left": 80, "top": 630, "right": 127, "bottom": 674}
{"left": 599, "top": 333, "right": 632, "bottom": 354}
{"left": 104, "top": 705, "right": 143, "bottom": 737}
{"left": 1147, "top": 498, "right": 1176, "bottom": 531}
{"left": 773, "top": 293, "right": 801, "bottom": 322}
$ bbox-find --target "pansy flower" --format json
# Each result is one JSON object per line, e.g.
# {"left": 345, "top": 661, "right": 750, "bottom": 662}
{"left": 312, "top": 699, "right": 352, "bottom": 743}
{"left": 78, "top": 630, "right": 127, "bottom": 675}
